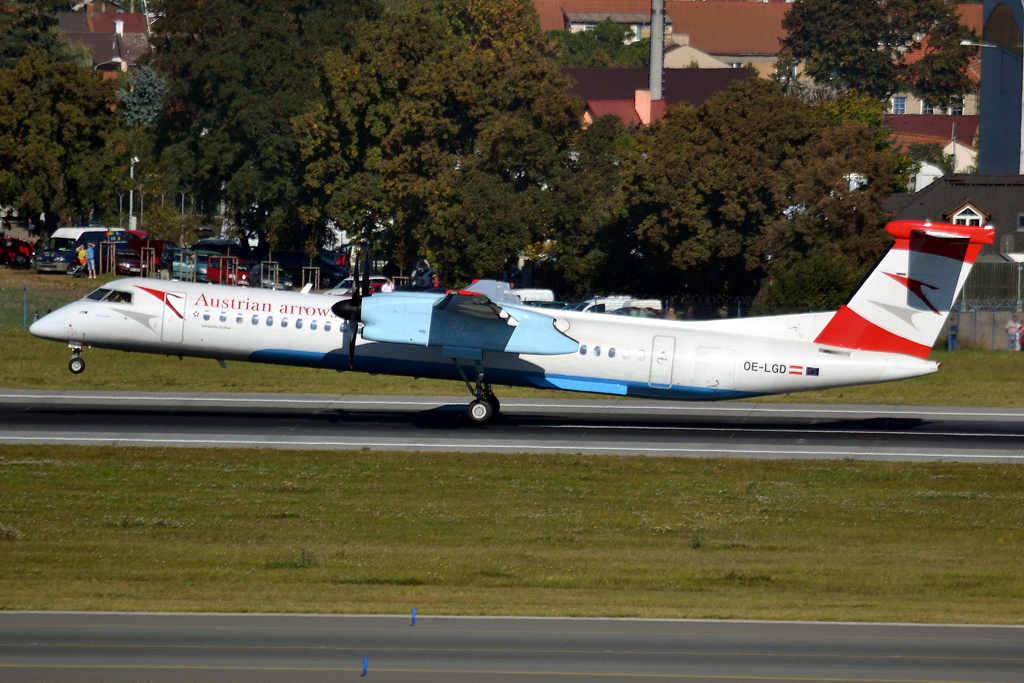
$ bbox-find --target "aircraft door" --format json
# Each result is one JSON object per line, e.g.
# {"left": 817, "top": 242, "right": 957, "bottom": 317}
{"left": 648, "top": 335, "right": 675, "bottom": 388}
{"left": 694, "top": 347, "right": 736, "bottom": 390}
{"left": 160, "top": 291, "right": 186, "bottom": 343}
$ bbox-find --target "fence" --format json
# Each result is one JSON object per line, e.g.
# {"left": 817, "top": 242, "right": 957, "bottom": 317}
{"left": 0, "top": 286, "right": 81, "bottom": 331}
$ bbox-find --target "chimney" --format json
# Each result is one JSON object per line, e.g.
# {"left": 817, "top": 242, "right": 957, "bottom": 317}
{"left": 115, "top": 20, "right": 124, "bottom": 36}
{"left": 635, "top": 89, "right": 652, "bottom": 126}
{"left": 649, "top": 0, "right": 665, "bottom": 101}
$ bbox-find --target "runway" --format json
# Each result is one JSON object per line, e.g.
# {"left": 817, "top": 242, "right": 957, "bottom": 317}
{"left": 1, "top": 390, "right": 1023, "bottom": 461}
{"left": 1, "top": 612, "right": 1022, "bottom": 682}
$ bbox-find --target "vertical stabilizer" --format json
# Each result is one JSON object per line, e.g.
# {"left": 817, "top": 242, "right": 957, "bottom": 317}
{"left": 814, "top": 220, "right": 994, "bottom": 358}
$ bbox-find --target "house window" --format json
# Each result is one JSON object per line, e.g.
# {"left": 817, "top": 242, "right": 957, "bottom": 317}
{"left": 1018, "top": 213, "right": 1024, "bottom": 231}
{"left": 922, "top": 101, "right": 935, "bottom": 115}
{"left": 952, "top": 206, "right": 982, "bottom": 226}
{"left": 949, "top": 99, "right": 964, "bottom": 115}
{"left": 892, "top": 96, "right": 907, "bottom": 115}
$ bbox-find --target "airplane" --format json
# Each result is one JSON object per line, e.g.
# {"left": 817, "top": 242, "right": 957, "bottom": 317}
{"left": 29, "top": 220, "right": 992, "bottom": 425}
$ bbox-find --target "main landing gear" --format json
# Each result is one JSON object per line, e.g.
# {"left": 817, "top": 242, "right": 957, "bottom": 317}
{"left": 68, "top": 346, "right": 85, "bottom": 374}
{"left": 452, "top": 359, "right": 500, "bottom": 426}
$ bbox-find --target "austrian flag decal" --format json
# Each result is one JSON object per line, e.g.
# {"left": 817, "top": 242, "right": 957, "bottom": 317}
{"left": 789, "top": 365, "right": 803, "bottom": 375}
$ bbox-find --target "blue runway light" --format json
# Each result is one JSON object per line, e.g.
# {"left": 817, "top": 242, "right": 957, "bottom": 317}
{"left": 362, "top": 657, "right": 367, "bottom": 676}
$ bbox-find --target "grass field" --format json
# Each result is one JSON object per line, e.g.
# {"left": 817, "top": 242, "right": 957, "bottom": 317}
{"left": 0, "top": 445, "right": 1022, "bottom": 622}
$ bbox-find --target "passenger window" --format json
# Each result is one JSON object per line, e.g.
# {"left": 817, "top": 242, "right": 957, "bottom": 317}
{"left": 324, "top": 321, "right": 331, "bottom": 332}
{"left": 637, "top": 349, "right": 646, "bottom": 361}
{"left": 295, "top": 319, "right": 303, "bottom": 329}
{"left": 579, "top": 345, "right": 587, "bottom": 355}
{"left": 219, "top": 312, "right": 227, "bottom": 323}
{"left": 236, "top": 313, "right": 243, "bottom": 324}
{"left": 266, "top": 316, "right": 274, "bottom": 326}
{"left": 608, "top": 348, "right": 616, "bottom": 358}
{"left": 622, "top": 349, "right": 631, "bottom": 360}
{"left": 281, "top": 317, "right": 289, "bottom": 328}
{"left": 203, "top": 310, "right": 210, "bottom": 321}
{"left": 310, "top": 320, "right": 317, "bottom": 331}
{"left": 252, "top": 315, "right": 259, "bottom": 325}
{"left": 594, "top": 346, "right": 601, "bottom": 357}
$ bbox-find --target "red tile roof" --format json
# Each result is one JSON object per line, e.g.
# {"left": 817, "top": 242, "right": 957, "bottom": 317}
{"left": 90, "top": 12, "right": 148, "bottom": 34}
{"left": 884, "top": 115, "right": 979, "bottom": 145}
{"left": 586, "top": 99, "right": 642, "bottom": 126}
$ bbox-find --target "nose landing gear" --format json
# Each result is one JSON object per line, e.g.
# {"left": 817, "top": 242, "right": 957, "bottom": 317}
{"left": 68, "top": 347, "right": 85, "bottom": 374}
{"left": 452, "top": 358, "right": 500, "bottom": 426}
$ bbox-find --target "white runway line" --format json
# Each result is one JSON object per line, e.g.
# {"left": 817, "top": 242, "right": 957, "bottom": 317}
{"left": 1, "top": 435, "right": 1022, "bottom": 460}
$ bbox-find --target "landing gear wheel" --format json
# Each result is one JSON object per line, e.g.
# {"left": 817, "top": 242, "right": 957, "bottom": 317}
{"left": 484, "top": 394, "right": 500, "bottom": 414}
{"left": 68, "top": 356, "right": 85, "bottom": 374}
{"left": 467, "top": 399, "right": 494, "bottom": 425}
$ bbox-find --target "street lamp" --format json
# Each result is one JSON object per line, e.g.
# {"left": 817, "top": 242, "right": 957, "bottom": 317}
{"left": 961, "top": 38, "right": 1024, "bottom": 173}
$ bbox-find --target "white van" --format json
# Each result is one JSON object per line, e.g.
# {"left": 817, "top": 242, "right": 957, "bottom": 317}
{"left": 35, "top": 227, "right": 125, "bottom": 273}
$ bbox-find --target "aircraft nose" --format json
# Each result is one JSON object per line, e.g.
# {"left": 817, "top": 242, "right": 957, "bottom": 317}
{"left": 29, "top": 309, "right": 68, "bottom": 341}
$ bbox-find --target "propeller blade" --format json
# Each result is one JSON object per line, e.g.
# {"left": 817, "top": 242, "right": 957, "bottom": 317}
{"left": 332, "top": 291, "right": 361, "bottom": 371}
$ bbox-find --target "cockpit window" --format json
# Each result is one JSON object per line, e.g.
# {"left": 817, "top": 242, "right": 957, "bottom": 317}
{"left": 85, "top": 288, "right": 111, "bottom": 300}
{"left": 104, "top": 291, "right": 133, "bottom": 304}
{"left": 84, "top": 288, "right": 132, "bottom": 304}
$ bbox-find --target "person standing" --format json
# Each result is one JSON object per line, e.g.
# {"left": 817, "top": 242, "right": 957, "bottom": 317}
{"left": 947, "top": 315, "right": 958, "bottom": 351}
{"left": 1006, "top": 315, "right": 1021, "bottom": 352}
{"left": 86, "top": 243, "right": 97, "bottom": 279}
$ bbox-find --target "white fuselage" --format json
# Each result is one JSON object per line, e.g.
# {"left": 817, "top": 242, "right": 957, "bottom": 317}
{"left": 30, "top": 278, "right": 938, "bottom": 400}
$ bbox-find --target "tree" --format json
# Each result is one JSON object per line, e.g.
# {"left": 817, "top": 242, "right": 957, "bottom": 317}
{"left": 546, "top": 18, "right": 650, "bottom": 68}
{"left": 118, "top": 66, "right": 166, "bottom": 128}
{"left": 0, "top": 0, "right": 73, "bottom": 69}
{"left": 296, "top": 3, "right": 580, "bottom": 284}
{"left": 0, "top": 49, "right": 122, "bottom": 234}
{"left": 780, "top": 0, "right": 976, "bottom": 106}
{"left": 149, "top": 0, "right": 377, "bottom": 251}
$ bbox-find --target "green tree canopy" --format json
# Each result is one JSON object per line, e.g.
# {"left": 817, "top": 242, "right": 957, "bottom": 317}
{"left": 558, "top": 79, "right": 903, "bottom": 306}
{"left": 546, "top": 18, "right": 650, "bottom": 68}
{"left": 780, "top": 0, "right": 976, "bottom": 106}
{"left": 0, "top": 0, "right": 74, "bottom": 69}
{"left": 149, "top": 0, "right": 377, "bottom": 251}
{"left": 296, "top": 2, "right": 580, "bottom": 284}
{"left": 0, "top": 49, "right": 121, "bottom": 233}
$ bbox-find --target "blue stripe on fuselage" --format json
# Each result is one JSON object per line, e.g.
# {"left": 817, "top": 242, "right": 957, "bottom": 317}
{"left": 246, "top": 348, "right": 759, "bottom": 401}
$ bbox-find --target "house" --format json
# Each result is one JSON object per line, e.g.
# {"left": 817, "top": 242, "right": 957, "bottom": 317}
{"left": 58, "top": 8, "right": 150, "bottom": 77}
{"left": 536, "top": 1, "right": 985, "bottom": 95}
{"left": 885, "top": 114, "right": 980, "bottom": 174}
{"left": 564, "top": 67, "right": 752, "bottom": 126}
{"left": 889, "top": 4, "right": 983, "bottom": 117}
{"left": 563, "top": 11, "right": 673, "bottom": 43}
{"left": 886, "top": 175, "right": 1024, "bottom": 255}
{"left": 536, "top": 1, "right": 793, "bottom": 77}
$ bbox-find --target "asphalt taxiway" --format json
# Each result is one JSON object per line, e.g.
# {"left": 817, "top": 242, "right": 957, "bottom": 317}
{"left": 1, "top": 612, "right": 1022, "bottom": 683}
{"left": 1, "top": 390, "right": 1023, "bottom": 461}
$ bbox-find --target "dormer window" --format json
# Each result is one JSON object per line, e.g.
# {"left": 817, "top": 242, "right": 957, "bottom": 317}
{"left": 952, "top": 206, "right": 982, "bottom": 226}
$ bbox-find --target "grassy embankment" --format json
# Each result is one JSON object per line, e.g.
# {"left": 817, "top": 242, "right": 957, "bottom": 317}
{"left": 1, "top": 445, "right": 1022, "bottom": 621}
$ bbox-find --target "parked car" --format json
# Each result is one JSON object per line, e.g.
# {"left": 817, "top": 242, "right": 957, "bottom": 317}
{"left": 248, "top": 261, "right": 295, "bottom": 290}
{"left": 113, "top": 249, "right": 142, "bottom": 276}
{"left": 323, "top": 276, "right": 388, "bottom": 296}
{"left": 189, "top": 238, "right": 251, "bottom": 259}
{"left": 259, "top": 250, "right": 349, "bottom": 289}
{"left": 158, "top": 247, "right": 218, "bottom": 282}
{"left": 0, "top": 237, "right": 35, "bottom": 268}
{"left": 206, "top": 258, "right": 250, "bottom": 286}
